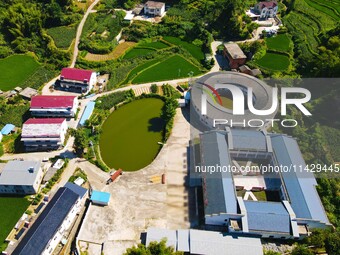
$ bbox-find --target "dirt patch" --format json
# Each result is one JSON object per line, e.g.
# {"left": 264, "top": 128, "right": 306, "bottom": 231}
{"left": 85, "top": 42, "right": 136, "bottom": 62}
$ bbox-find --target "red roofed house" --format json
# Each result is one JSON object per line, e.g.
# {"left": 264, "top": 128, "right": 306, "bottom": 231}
{"left": 254, "top": 1, "right": 278, "bottom": 19}
{"left": 30, "top": 95, "right": 79, "bottom": 118}
{"left": 59, "top": 68, "right": 96, "bottom": 94}
{"left": 21, "top": 118, "right": 68, "bottom": 151}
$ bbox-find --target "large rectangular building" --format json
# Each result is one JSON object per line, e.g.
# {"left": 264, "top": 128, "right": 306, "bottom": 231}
{"left": 12, "top": 187, "right": 83, "bottom": 255}
{"left": 21, "top": 118, "right": 68, "bottom": 151}
{"left": 223, "top": 43, "right": 247, "bottom": 69}
{"left": 59, "top": 68, "right": 96, "bottom": 94}
{"left": 30, "top": 95, "right": 78, "bottom": 118}
{"left": 0, "top": 161, "right": 43, "bottom": 194}
{"left": 196, "top": 129, "right": 331, "bottom": 239}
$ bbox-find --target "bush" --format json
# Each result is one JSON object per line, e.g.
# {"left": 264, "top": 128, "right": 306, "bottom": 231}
{"left": 150, "top": 84, "right": 158, "bottom": 94}
{"left": 96, "top": 89, "right": 135, "bottom": 110}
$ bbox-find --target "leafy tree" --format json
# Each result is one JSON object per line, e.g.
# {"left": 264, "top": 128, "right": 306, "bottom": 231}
{"left": 150, "top": 84, "right": 158, "bottom": 94}
{"left": 74, "top": 128, "right": 87, "bottom": 157}
{"left": 291, "top": 245, "right": 314, "bottom": 255}
{"left": 124, "top": 240, "right": 183, "bottom": 255}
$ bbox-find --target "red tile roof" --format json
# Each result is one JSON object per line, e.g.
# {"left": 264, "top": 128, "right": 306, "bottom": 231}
{"left": 60, "top": 68, "right": 94, "bottom": 82}
{"left": 258, "top": 1, "right": 277, "bottom": 8}
{"left": 24, "top": 118, "right": 66, "bottom": 125}
{"left": 31, "top": 96, "right": 77, "bottom": 109}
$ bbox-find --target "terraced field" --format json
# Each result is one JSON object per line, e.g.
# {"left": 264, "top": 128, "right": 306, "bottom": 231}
{"left": 266, "top": 34, "right": 292, "bottom": 52}
{"left": 283, "top": 0, "right": 339, "bottom": 61}
{"left": 84, "top": 42, "right": 136, "bottom": 61}
{"left": 255, "top": 53, "right": 290, "bottom": 71}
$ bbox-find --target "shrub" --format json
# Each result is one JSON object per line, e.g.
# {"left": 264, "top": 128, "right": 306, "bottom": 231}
{"left": 150, "top": 84, "right": 158, "bottom": 94}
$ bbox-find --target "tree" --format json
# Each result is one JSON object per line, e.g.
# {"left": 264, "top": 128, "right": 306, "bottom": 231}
{"left": 124, "top": 240, "right": 183, "bottom": 255}
{"left": 150, "top": 84, "right": 158, "bottom": 94}
{"left": 74, "top": 129, "right": 87, "bottom": 157}
{"left": 325, "top": 230, "right": 340, "bottom": 255}
{"left": 291, "top": 245, "right": 314, "bottom": 255}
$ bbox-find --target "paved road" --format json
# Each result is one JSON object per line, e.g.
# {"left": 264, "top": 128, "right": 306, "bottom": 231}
{"left": 71, "top": 0, "right": 100, "bottom": 67}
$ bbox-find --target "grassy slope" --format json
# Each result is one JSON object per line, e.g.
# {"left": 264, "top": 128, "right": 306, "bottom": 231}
{"left": 266, "top": 34, "right": 292, "bottom": 52}
{"left": 0, "top": 55, "right": 40, "bottom": 91}
{"left": 255, "top": 53, "right": 290, "bottom": 71}
{"left": 99, "top": 98, "right": 165, "bottom": 171}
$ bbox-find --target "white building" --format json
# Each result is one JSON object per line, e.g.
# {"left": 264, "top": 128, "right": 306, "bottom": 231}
{"left": 30, "top": 95, "right": 78, "bottom": 118}
{"left": 21, "top": 118, "right": 68, "bottom": 151}
{"left": 12, "top": 186, "right": 87, "bottom": 255}
{"left": 0, "top": 161, "right": 43, "bottom": 194}
{"left": 59, "top": 68, "right": 96, "bottom": 94}
{"left": 254, "top": 1, "right": 278, "bottom": 19}
{"left": 144, "top": 1, "right": 165, "bottom": 16}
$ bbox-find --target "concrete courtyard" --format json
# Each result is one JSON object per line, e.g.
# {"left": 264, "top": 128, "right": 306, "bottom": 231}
{"left": 77, "top": 108, "right": 194, "bottom": 255}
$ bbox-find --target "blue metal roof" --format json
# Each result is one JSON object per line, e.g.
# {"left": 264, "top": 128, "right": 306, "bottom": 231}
{"left": 12, "top": 187, "right": 79, "bottom": 255}
{"left": 270, "top": 134, "right": 329, "bottom": 224}
{"left": 229, "top": 129, "right": 267, "bottom": 151}
{"left": 64, "top": 182, "right": 87, "bottom": 198}
{"left": 244, "top": 201, "right": 291, "bottom": 234}
{"left": 200, "top": 131, "right": 237, "bottom": 215}
{"left": 1, "top": 124, "right": 15, "bottom": 135}
{"left": 91, "top": 190, "right": 110, "bottom": 203}
{"left": 79, "top": 101, "right": 95, "bottom": 126}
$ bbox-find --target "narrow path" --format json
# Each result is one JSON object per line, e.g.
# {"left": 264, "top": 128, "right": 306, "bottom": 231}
{"left": 71, "top": 0, "right": 101, "bottom": 68}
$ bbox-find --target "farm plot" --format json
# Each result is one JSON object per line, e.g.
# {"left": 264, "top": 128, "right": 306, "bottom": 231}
{"left": 0, "top": 55, "right": 40, "bottom": 91}
{"left": 84, "top": 42, "right": 136, "bottom": 61}
{"left": 47, "top": 26, "right": 76, "bottom": 48}
{"left": 163, "top": 36, "right": 205, "bottom": 62}
{"left": 131, "top": 55, "right": 202, "bottom": 84}
{"left": 0, "top": 197, "right": 30, "bottom": 252}
{"left": 255, "top": 53, "right": 290, "bottom": 71}
{"left": 266, "top": 34, "right": 292, "bottom": 52}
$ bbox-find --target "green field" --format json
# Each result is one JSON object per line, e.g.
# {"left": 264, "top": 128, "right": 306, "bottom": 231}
{"left": 132, "top": 55, "right": 202, "bottom": 84}
{"left": 138, "top": 40, "right": 170, "bottom": 49}
{"left": 47, "top": 26, "right": 76, "bottom": 48}
{"left": 304, "top": 0, "right": 340, "bottom": 20}
{"left": 0, "top": 197, "right": 30, "bottom": 251}
{"left": 266, "top": 34, "right": 292, "bottom": 52}
{"left": 255, "top": 53, "right": 290, "bottom": 71}
{"left": 163, "top": 36, "right": 205, "bottom": 62}
{"left": 123, "top": 48, "right": 156, "bottom": 59}
{"left": 0, "top": 55, "right": 40, "bottom": 91}
{"left": 99, "top": 98, "right": 165, "bottom": 171}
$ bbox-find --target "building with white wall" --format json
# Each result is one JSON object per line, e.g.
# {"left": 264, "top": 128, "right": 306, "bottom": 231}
{"left": 0, "top": 161, "right": 43, "bottom": 195}
{"left": 12, "top": 186, "right": 85, "bottom": 255}
{"left": 30, "top": 95, "right": 78, "bottom": 118}
{"left": 254, "top": 1, "right": 278, "bottom": 19}
{"left": 144, "top": 1, "right": 165, "bottom": 16}
{"left": 21, "top": 118, "right": 68, "bottom": 152}
{"left": 59, "top": 68, "right": 96, "bottom": 94}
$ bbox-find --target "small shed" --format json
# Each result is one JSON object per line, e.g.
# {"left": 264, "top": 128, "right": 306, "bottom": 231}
{"left": 74, "top": 177, "right": 85, "bottom": 186}
{"left": 19, "top": 87, "right": 38, "bottom": 100}
{"left": 1, "top": 124, "right": 15, "bottom": 135}
{"left": 91, "top": 190, "right": 111, "bottom": 206}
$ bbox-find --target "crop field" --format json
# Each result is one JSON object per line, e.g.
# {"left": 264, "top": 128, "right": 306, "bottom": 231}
{"left": 266, "top": 34, "right": 292, "bottom": 52}
{"left": 0, "top": 197, "right": 30, "bottom": 251}
{"left": 123, "top": 48, "right": 156, "bottom": 59}
{"left": 47, "top": 26, "right": 76, "bottom": 48}
{"left": 99, "top": 98, "right": 165, "bottom": 171}
{"left": 304, "top": 0, "right": 340, "bottom": 20}
{"left": 0, "top": 55, "right": 40, "bottom": 91}
{"left": 163, "top": 36, "right": 205, "bottom": 62}
{"left": 255, "top": 53, "right": 290, "bottom": 71}
{"left": 138, "top": 40, "right": 170, "bottom": 49}
{"left": 283, "top": 0, "right": 339, "bottom": 60}
{"left": 84, "top": 41, "right": 136, "bottom": 61}
{"left": 131, "top": 55, "right": 202, "bottom": 84}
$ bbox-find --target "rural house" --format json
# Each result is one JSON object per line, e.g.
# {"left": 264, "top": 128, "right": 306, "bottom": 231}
{"left": 144, "top": 1, "right": 165, "bottom": 16}
{"left": 0, "top": 160, "right": 43, "bottom": 194}
{"left": 12, "top": 186, "right": 86, "bottom": 255}
{"left": 30, "top": 95, "right": 79, "bottom": 118}
{"left": 21, "top": 118, "right": 68, "bottom": 152}
{"left": 254, "top": 1, "right": 278, "bottom": 19}
{"left": 59, "top": 68, "right": 96, "bottom": 94}
{"left": 223, "top": 43, "right": 247, "bottom": 69}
